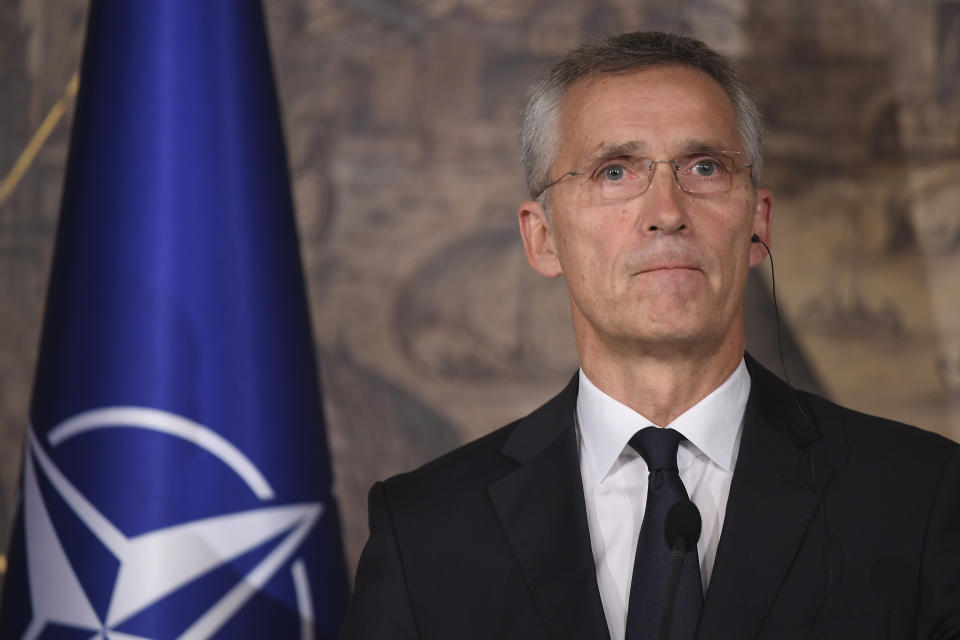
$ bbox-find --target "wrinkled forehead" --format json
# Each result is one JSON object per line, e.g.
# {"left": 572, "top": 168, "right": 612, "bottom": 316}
{"left": 554, "top": 66, "right": 742, "bottom": 167}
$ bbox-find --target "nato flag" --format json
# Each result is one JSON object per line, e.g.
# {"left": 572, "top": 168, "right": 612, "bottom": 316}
{"left": 0, "top": 1, "right": 349, "bottom": 638}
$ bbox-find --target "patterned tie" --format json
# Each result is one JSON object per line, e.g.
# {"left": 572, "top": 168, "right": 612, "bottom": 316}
{"left": 625, "top": 427, "right": 704, "bottom": 640}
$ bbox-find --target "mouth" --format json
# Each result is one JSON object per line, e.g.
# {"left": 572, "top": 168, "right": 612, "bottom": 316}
{"left": 635, "top": 265, "right": 702, "bottom": 275}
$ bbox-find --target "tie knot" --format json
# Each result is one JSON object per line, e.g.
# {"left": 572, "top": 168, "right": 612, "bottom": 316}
{"left": 629, "top": 427, "right": 683, "bottom": 472}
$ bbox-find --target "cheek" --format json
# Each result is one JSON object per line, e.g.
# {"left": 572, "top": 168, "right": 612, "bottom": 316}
{"left": 558, "top": 213, "right": 618, "bottom": 261}
{"left": 698, "top": 213, "right": 754, "bottom": 283}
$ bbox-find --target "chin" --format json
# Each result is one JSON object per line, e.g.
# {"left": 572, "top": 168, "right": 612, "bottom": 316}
{"left": 619, "top": 308, "right": 727, "bottom": 348}
{"left": 640, "top": 326, "right": 714, "bottom": 347}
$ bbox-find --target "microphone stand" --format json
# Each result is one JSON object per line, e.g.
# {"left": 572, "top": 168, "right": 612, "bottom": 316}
{"left": 655, "top": 499, "right": 701, "bottom": 640}
{"left": 655, "top": 537, "right": 688, "bottom": 640}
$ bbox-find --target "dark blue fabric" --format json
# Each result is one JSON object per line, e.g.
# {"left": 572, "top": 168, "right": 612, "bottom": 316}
{"left": 625, "top": 428, "right": 703, "bottom": 640}
{"left": 0, "top": 1, "right": 347, "bottom": 638}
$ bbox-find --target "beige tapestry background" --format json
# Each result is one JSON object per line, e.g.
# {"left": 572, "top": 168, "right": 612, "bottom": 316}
{"left": 1, "top": 0, "right": 959, "bottom": 582}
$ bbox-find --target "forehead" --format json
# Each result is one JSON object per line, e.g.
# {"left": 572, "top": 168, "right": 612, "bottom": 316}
{"left": 556, "top": 66, "right": 741, "bottom": 163}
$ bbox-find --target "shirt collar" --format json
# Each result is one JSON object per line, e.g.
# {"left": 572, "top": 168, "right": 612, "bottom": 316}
{"left": 576, "top": 359, "right": 751, "bottom": 483}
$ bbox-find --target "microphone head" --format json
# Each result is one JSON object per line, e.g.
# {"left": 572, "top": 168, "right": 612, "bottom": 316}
{"left": 664, "top": 499, "right": 702, "bottom": 551}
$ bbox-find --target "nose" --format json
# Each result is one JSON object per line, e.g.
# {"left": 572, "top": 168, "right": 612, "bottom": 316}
{"left": 640, "top": 160, "right": 689, "bottom": 235}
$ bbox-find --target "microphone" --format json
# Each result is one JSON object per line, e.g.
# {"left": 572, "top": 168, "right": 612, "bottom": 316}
{"left": 656, "top": 499, "right": 702, "bottom": 640}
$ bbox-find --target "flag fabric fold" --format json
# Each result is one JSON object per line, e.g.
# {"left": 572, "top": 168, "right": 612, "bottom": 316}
{"left": 0, "top": 1, "right": 348, "bottom": 637}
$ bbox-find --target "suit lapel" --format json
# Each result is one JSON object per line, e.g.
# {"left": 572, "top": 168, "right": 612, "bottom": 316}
{"left": 488, "top": 376, "right": 611, "bottom": 640}
{"left": 697, "top": 356, "right": 837, "bottom": 639}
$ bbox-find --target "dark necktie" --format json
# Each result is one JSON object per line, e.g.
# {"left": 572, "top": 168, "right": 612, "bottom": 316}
{"left": 625, "top": 427, "right": 704, "bottom": 640}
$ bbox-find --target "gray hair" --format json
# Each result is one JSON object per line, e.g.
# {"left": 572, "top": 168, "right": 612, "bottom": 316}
{"left": 520, "top": 31, "right": 765, "bottom": 205}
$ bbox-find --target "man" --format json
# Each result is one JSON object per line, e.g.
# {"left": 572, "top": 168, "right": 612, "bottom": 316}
{"left": 340, "top": 31, "right": 960, "bottom": 640}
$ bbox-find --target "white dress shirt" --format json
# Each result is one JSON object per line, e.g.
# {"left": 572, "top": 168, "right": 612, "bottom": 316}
{"left": 576, "top": 360, "right": 750, "bottom": 640}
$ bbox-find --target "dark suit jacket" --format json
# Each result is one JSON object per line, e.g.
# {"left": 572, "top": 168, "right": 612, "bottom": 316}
{"left": 340, "top": 356, "right": 960, "bottom": 639}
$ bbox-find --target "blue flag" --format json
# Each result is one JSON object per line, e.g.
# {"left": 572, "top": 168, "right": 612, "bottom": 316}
{"left": 0, "top": 1, "right": 348, "bottom": 638}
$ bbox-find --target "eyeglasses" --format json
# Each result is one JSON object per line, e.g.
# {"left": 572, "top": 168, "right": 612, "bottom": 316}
{"left": 533, "top": 150, "right": 753, "bottom": 203}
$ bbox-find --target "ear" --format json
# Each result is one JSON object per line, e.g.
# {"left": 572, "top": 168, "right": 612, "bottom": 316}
{"left": 749, "top": 188, "right": 773, "bottom": 268}
{"left": 518, "top": 199, "right": 562, "bottom": 278}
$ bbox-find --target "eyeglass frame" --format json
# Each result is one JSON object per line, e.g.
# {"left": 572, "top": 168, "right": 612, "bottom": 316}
{"left": 531, "top": 149, "right": 754, "bottom": 202}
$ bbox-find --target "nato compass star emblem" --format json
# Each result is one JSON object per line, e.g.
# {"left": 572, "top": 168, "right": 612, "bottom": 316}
{"left": 19, "top": 406, "right": 323, "bottom": 640}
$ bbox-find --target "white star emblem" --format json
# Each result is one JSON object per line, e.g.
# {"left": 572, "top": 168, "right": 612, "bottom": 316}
{"left": 20, "top": 407, "right": 321, "bottom": 640}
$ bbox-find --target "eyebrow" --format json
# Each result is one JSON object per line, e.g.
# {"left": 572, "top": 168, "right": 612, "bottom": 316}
{"left": 582, "top": 138, "right": 738, "bottom": 165}
{"left": 673, "top": 138, "right": 736, "bottom": 154}
{"left": 585, "top": 140, "right": 647, "bottom": 163}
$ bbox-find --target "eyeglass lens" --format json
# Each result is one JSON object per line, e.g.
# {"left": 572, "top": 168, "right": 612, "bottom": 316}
{"left": 573, "top": 151, "right": 748, "bottom": 202}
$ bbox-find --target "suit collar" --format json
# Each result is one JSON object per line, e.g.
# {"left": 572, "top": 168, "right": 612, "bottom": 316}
{"left": 743, "top": 353, "right": 821, "bottom": 446}
{"left": 499, "top": 354, "right": 832, "bottom": 465}
{"left": 698, "top": 354, "right": 840, "bottom": 638}
{"left": 499, "top": 374, "right": 580, "bottom": 464}
{"left": 490, "top": 374, "right": 612, "bottom": 640}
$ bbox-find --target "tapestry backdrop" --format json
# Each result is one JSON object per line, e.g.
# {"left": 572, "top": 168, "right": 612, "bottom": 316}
{"left": 2, "top": 0, "right": 958, "bottom": 579}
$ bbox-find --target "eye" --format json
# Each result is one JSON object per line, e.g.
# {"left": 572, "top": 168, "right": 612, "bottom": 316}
{"left": 690, "top": 159, "right": 721, "bottom": 177}
{"left": 600, "top": 165, "right": 627, "bottom": 182}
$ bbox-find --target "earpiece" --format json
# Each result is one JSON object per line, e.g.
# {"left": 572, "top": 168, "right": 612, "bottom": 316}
{"left": 752, "top": 231, "right": 834, "bottom": 635}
